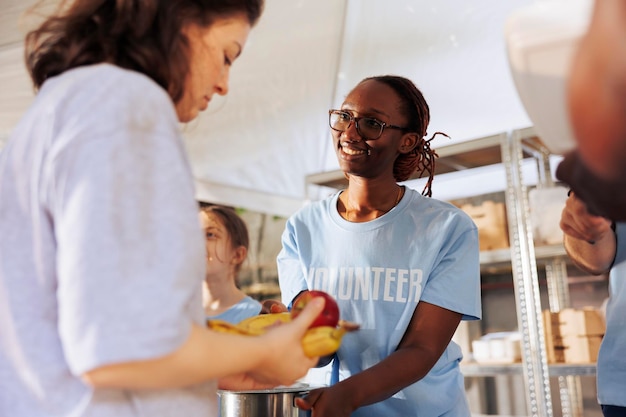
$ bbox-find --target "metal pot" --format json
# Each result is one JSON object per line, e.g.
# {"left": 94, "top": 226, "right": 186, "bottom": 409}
{"left": 217, "top": 384, "right": 311, "bottom": 417}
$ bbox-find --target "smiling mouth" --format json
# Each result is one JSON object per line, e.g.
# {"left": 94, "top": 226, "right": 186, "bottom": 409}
{"left": 340, "top": 143, "right": 367, "bottom": 156}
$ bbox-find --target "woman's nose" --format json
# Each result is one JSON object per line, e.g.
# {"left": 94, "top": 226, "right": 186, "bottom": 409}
{"left": 215, "top": 68, "right": 230, "bottom": 96}
{"left": 342, "top": 119, "right": 363, "bottom": 141}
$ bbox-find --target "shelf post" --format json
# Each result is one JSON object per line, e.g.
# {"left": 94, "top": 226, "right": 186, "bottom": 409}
{"left": 524, "top": 129, "right": 584, "bottom": 417}
{"left": 501, "top": 130, "right": 553, "bottom": 417}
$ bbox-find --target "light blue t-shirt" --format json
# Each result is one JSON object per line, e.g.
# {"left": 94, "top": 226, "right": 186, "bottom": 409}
{"left": 597, "top": 222, "right": 626, "bottom": 407}
{"left": 278, "top": 188, "right": 481, "bottom": 417}
{"left": 207, "top": 296, "right": 262, "bottom": 324}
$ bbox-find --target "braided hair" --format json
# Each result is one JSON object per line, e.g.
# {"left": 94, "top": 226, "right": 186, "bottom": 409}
{"left": 360, "top": 75, "right": 447, "bottom": 197}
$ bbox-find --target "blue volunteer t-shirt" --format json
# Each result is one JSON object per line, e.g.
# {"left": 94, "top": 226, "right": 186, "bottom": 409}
{"left": 278, "top": 188, "right": 481, "bottom": 417}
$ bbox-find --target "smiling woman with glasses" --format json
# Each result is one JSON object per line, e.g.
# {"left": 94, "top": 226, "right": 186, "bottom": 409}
{"left": 277, "top": 75, "right": 481, "bottom": 417}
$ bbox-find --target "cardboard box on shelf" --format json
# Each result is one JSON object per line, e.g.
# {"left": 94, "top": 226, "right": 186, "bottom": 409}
{"left": 459, "top": 200, "right": 509, "bottom": 251}
{"left": 544, "top": 308, "right": 605, "bottom": 337}
{"left": 543, "top": 311, "right": 562, "bottom": 363}
{"left": 555, "top": 334, "right": 603, "bottom": 364}
{"left": 546, "top": 342, "right": 566, "bottom": 364}
{"left": 542, "top": 308, "right": 605, "bottom": 363}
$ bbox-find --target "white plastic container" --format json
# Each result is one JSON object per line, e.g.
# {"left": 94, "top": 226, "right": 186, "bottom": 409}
{"left": 529, "top": 186, "right": 569, "bottom": 245}
{"left": 472, "top": 332, "right": 522, "bottom": 363}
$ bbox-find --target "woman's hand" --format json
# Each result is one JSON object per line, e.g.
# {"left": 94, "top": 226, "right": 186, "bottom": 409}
{"left": 218, "top": 373, "right": 276, "bottom": 391}
{"left": 219, "top": 297, "right": 325, "bottom": 390}
{"left": 295, "top": 385, "right": 355, "bottom": 417}
{"left": 244, "top": 297, "right": 325, "bottom": 387}
{"left": 560, "top": 192, "right": 616, "bottom": 274}
{"left": 560, "top": 192, "right": 613, "bottom": 243}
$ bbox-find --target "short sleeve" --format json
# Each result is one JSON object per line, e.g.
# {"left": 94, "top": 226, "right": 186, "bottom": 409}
{"left": 420, "top": 221, "right": 482, "bottom": 321}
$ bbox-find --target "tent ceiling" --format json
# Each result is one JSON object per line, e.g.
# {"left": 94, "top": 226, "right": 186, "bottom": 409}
{"left": 0, "top": 0, "right": 535, "bottom": 217}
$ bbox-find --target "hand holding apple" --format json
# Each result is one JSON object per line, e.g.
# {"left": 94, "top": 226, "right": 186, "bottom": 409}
{"left": 207, "top": 289, "right": 356, "bottom": 359}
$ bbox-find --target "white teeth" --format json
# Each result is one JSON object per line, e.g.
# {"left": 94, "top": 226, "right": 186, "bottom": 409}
{"left": 341, "top": 145, "right": 365, "bottom": 156}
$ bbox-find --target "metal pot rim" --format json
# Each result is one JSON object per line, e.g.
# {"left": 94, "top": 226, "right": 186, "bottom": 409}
{"left": 218, "top": 382, "right": 317, "bottom": 395}
{"left": 218, "top": 388, "right": 308, "bottom": 395}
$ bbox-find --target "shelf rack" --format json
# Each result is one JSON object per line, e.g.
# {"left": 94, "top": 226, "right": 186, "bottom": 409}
{"left": 479, "top": 243, "right": 568, "bottom": 267}
{"left": 502, "top": 128, "right": 553, "bottom": 417}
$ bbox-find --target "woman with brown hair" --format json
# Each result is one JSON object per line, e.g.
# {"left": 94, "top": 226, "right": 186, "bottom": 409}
{"left": 0, "top": 1, "right": 323, "bottom": 416}
{"left": 278, "top": 75, "right": 482, "bottom": 416}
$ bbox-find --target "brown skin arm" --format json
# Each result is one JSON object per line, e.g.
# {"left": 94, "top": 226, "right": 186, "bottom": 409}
{"left": 560, "top": 192, "right": 616, "bottom": 275}
{"left": 295, "top": 301, "right": 462, "bottom": 417}
{"left": 568, "top": 0, "right": 626, "bottom": 181}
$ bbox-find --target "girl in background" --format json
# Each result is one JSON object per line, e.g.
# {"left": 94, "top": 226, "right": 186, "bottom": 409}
{"left": 200, "top": 204, "right": 262, "bottom": 323}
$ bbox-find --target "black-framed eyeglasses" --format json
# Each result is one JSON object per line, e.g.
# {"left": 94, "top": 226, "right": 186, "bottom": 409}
{"left": 328, "top": 109, "right": 408, "bottom": 140}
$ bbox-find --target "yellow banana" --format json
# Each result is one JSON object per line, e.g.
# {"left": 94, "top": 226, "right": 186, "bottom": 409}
{"left": 301, "top": 325, "right": 346, "bottom": 357}
{"left": 236, "top": 312, "right": 292, "bottom": 335}
{"left": 207, "top": 314, "right": 359, "bottom": 358}
{"left": 206, "top": 319, "right": 251, "bottom": 335}
{"left": 301, "top": 320, "right": 359, "bottom": 357}
{"left": 206, "top": 313, "right": 292, "bottom": 336}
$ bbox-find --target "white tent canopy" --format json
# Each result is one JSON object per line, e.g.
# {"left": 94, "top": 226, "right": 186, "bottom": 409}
{"left": 1, "top": 0, "right": 546, "bottom": 217}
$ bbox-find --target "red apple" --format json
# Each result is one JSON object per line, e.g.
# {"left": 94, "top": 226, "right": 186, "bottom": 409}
{"left": 291, "top": 290, "right": 340, "bottom": 328}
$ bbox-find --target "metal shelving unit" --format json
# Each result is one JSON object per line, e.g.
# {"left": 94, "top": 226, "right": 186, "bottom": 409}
{"left": 304, "top": 127, "right": 593, "bottom": 417}
{"left": 508, "top": 127, "right": 588, "bottom": 417}
{"left": 502, "top": 128, "right": 553, "bottom": 417}
{"left": 478, "top": 243, "right": 568, "bottom": 267}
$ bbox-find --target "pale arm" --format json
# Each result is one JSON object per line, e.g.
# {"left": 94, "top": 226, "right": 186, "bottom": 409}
{"left": 82, "top": 298, "right": 324, "bottom": 390}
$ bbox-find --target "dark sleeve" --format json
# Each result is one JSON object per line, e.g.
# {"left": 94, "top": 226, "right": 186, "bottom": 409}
{"left": 556, "top": 151, "right": 626, "bottom": 221}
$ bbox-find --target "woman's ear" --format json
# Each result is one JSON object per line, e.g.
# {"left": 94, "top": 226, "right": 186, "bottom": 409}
{"left": 399, "top": 132, "right": 419, "bottom": 154}
{"left": 232, "top": 246, "right": 247, "bottom": 265}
